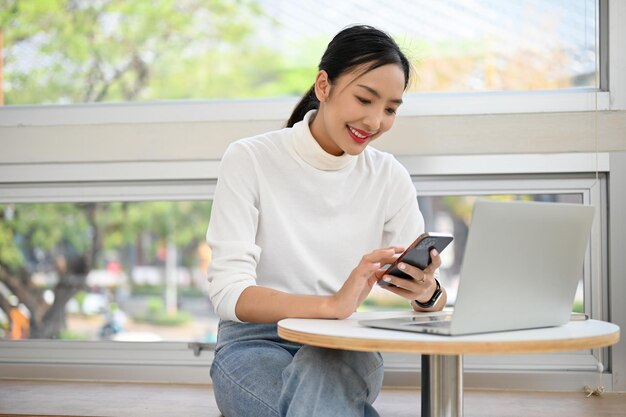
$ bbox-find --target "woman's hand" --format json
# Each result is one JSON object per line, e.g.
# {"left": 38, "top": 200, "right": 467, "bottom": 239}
{"left": 330, "top": 247, "right": 404, "bottom": 319}
{"left": 378, "top": 249, "right": 446, "bottom": 311}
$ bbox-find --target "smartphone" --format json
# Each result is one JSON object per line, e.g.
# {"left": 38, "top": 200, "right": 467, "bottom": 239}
{"left": 378, "top": 232, "right": 454, "bottom": 287}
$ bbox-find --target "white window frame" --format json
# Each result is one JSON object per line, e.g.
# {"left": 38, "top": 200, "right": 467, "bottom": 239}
{"left": 0, "top": 0, "right": 624, "bottom": 391}
{"left": 0, "top": 153, "right": 618, "bottom": 391}
{"left": 0, "top": 89, "right": 614, "bottom": 128}
{"left": 382, "top": 164, "right": 610, "bottom": 391}
{"left": 0, "top": 1, "right": 622, "bottom": 125}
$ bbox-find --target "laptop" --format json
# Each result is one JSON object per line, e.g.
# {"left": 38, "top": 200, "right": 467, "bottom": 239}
{"left": 359, "top": 199, "right": 595, "bottom": 336}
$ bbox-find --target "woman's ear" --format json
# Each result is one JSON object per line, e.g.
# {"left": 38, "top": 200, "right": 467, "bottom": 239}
{"left": 314, "top": 70, "right": 331, "bottom": 102}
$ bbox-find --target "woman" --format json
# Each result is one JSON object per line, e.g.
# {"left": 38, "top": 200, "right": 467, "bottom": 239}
{"left": 207, "top": 25, "right": 446, "bottom": 417}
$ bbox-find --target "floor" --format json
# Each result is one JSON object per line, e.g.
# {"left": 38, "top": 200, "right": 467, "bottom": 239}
{"left": 1, "top": 379, "right": 625, "bottom": 417}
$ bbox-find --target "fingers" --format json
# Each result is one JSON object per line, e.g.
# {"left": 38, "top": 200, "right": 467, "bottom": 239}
{"left": 379, "top": 248, "right": 441, "bottom": 300}
{"left": 362, "top": 246, "right": 404, "bottom": 265}
{"left": 336, "top": 247, "right": 407, "bottom": 318}
{"left": 352, "top": 247, "right": 402, "bottom": 282}
{"left": 381, "top": 272, "right": 437, "bottom": 301}
{"left": 380, "top": 268, "right": 430, "bottom": 290}
{"left": 424, "top": 249, "right": 442, "bottom": 273}
{"left": 380, "top": 282, "right": 420, "bottom": 299}
{"left": 383, "top": 248, "right": 440, "bottom": 280}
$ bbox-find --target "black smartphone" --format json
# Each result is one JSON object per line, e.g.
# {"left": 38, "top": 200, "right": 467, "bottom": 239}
{"left": 378, "top": 232, "right": 454, "bottom": 287}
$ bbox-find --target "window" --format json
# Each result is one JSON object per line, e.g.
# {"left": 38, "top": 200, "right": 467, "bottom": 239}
{"left": 364, "top": 193, "right": 586, "bottom": 313}
{"left": 381, "top": 170, "right": 611, "bottom": 390}
{"left": 1, "top": 0, "right": 598, "bottom": 106}
{"left": 0, "top": 178, "right": 601, "bottom": 345}
{"left": 0, "top": 200, "right": 220, "bottom": 343}
{"left": 0, "top": 154, "right": 612, "bottom": 390}
{"left": 1, "top": 0, "right": 623, "bottom": 392}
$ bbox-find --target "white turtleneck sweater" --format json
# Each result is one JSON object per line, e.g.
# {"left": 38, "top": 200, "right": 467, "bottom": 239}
{"left": 206, "top": 110, "right": 424, "bottom": 322}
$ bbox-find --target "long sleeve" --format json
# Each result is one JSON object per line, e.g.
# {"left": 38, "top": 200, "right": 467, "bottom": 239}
{"left": 205, "top": 111, "right": 425, "bottom": 322}
{"left": 206, "top": 142, "right": 262, "bottom": 322}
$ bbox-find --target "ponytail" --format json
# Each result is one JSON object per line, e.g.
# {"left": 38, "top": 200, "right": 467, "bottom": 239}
{"left": 286, "top": 85, "right": 319, "bottom": 128}
{"left": 286, "top": 25, "right": 411, "bottom": 129}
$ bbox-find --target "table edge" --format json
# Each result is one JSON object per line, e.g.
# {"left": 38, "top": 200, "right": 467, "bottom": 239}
{"left": 277, "top": 325, "right": 621, "bottom": 355}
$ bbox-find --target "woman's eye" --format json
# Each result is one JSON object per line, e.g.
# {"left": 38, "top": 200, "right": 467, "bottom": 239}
{"left": 386, "top": 107, "right": 397, "bottom": 115}
{"left": 356, "top": 96, "right": 371, "bottom": 104}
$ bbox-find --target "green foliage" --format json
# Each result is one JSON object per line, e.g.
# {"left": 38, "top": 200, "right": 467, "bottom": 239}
{"left": 58, "top": 328, "right": 91, "bottom": 340}
{"left": 131, "top": 285, "right": 163, "bottom": 297}
{"left": 0, "top": 219, "right": 23, "bottom": 270}
{"left": 0, "top": 200, "right": 212, "bottom": 275}
{"left": 73, "top": 290, "right": 87, "bottom": 314}
{"left": 0, "top": 203, "right": 92, "bottom": 271}
{"left": 0, "top": 0, "right": 310, "bottom": 104}
{"left": 134, "top": 296, "right": 191, "bottom": 326}
{"left": 572, "top": 300, "right": 584, "bottom": 314}
{"left": 132, "top": 284, "right": 204, "bottom": 298}
{"left": 116, "top": 200, "right": 213, "bottom": 267}
{"left": 146, "top": 296, "right": 164, "bottom": 314}
{"left": 13, "top": 204, "right": 85, "bottom": 251}
{"left": 147, "top": 311, "right": 192, "bottom": 326}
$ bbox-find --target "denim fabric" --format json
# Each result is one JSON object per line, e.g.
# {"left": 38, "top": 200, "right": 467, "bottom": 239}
{"left": 211, "top": 320, "right": 384, "bottom": 417}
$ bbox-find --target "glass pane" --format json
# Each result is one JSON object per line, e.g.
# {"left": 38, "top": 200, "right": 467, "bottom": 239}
{"left": 363, "top": 194, "right": 585, "bottom": 312}
{"left": 0, "top": 195, "right": 587, "bottom": 341}
{"left": 0, "top": 201, "right": 219, "bottom": 342}
{"left": 2, "top": 0, "right": 597, "bottom": 105}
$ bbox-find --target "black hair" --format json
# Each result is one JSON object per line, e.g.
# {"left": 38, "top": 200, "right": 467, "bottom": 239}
{"left": 286, "top": 25, "right": 411, "bottom": 128}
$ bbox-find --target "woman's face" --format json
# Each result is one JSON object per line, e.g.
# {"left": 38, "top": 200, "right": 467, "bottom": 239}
{"left": 310, "top": 63, "right": 406, "bottom": 156}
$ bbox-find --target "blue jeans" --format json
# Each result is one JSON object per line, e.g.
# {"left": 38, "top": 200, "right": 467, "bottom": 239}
{"left": 210, "top": 320, "right": 384, "bottom": 417}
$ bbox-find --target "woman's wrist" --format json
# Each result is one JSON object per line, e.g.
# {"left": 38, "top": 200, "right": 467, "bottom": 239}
{"left": 412, "top": 283, "right": 447, "bottom": 312}
{"left": 325, "top": 294, "right": 357, "bottom": 320}
{"left": 415, "top": 280, "right": 438, "bottom": 304}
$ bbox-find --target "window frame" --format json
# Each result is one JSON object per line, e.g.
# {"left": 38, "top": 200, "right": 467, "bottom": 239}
{"left": 0, "top": 0, "right": 613, "bottom": 116}
{"left": 0, "top": 153, "right": 616, "bottom": 391}
{"left": 0, "top": 0, "right": 624, "bottom": 391}
{"left": 0, "top": 89, "right": 613, "bottom": 128}
{"left": 381, "top": 170, "right": 610, "bottom": 391}
{"left": 380, "top": 154, "right": 613, "bottom": 390}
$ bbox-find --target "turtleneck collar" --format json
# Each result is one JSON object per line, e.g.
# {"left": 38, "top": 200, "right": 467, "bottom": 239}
{"left": 291, "top": 110, "right": 357, "bottom": 171}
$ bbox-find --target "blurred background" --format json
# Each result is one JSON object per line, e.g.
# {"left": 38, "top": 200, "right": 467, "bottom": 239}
{"left": 0, "top": 0, "right": 596, "bottom": 342}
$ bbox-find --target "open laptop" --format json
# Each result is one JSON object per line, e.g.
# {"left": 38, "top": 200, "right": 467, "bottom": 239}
{"left": 359, "top": 199, "right": 595, "bottom": 336}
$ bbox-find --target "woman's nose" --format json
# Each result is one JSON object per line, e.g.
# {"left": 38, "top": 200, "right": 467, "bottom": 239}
{"left": 363, "top": 109, "right": 383, "bottom": 132}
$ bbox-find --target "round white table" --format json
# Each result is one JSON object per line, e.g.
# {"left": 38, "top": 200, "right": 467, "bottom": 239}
{"left": 278, "top": 311, "right": 620, "bottom": 417}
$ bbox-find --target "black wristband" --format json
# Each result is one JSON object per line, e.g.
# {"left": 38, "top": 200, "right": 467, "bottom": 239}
{"left": 414, "top": 279, "right": 443, "bottom": 309}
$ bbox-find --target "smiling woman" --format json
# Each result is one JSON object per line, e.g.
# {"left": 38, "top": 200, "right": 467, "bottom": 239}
{"left": 309, "top": 64, "right": 406, "bottom": 156}
{"left": 1, "top": 0, "right": 624, "bottom": 401}
{"left": 204, "top": 25, "right": 437, "bottom": 417}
